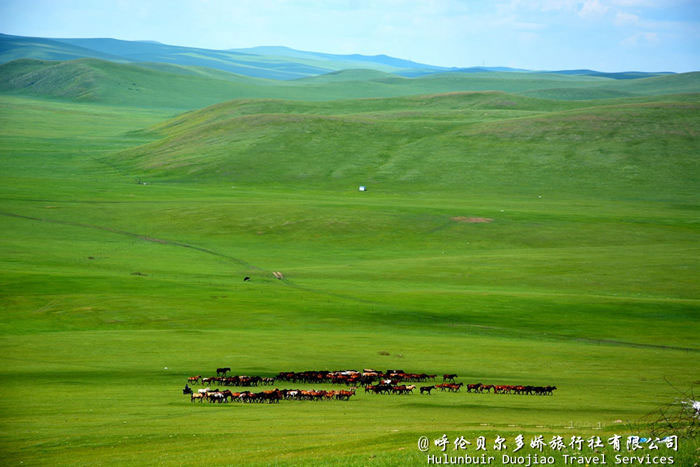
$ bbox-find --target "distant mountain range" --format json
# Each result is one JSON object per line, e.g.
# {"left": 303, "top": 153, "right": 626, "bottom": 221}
{"left": 0, "top": 33, "right": 674, "bottom": 81}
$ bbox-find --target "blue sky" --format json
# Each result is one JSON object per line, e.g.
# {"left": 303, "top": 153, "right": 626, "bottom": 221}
{"left": 1, "top": 0, "right": 698, "bottom": 71}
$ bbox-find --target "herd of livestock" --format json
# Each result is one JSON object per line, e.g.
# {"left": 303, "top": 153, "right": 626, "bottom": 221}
{"left": 184, "top": 368, "right": 557, "bottom": 403}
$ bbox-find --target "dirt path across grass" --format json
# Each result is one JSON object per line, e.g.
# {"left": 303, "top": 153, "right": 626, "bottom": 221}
{"left": 0, "top": 210, "right": 260, "bottom": 270}
{"left": 2, "top": 209, "right": 697, "bottom": 353}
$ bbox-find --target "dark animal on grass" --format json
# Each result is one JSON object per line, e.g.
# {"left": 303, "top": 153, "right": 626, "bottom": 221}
{"left": 443, "top": 374, "right": 457, "bottom": 382}
{"left": 420, "top": 386, "right": 435, "bottom": 395}
{"left": 467, "top": 383, "right": 482, "bottom": 393}
{"left": 207, "top": 392, "right": 225, "bottom": 403}
{"left": 369, "top": 384, "right": 392, "bottom": 394}
{"left": 182, "top": 384, "right": 193, "bottom": 395}
{"left": 336, "top": 389, "right": 356, "bottom": 401}
{"left": 243, "top": 276, "right": 250, "bottom": 281}
{"left": 261, "top": 390, "right": 282, "bottom": 403}
{"left": 216, "top": 367, "right": 231, "bottom": 376}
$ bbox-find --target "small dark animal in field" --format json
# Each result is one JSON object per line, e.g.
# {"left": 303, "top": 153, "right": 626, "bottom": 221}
{"left": 443, "top": 374, "right": 457, "bottom": 382}
{"left": 87, "top": 256, "right": 94, "bottom": 260}
{"left": 217, "top": 367, "right": 231, "bottom": 376}
{"left": 420, "top": 386, "right": 435, "bottom": 395}
{"left": 130, "top": 271, "right": 147, "bottom": 276}
{"left": 467, "top": 383, "right": 482, "bottom": 392}
{"left": 183, "top": 384, "right": 193, "bottom": 395}
{"left": 243, "top": 276, "right": 250, "bottom": 281}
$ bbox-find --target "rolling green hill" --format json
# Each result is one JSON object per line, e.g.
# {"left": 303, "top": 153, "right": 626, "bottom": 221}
{"left": 0, "top": 33, "right": 127, "bottom": 63}
{"left": 115, "top": 91, "right": 700, "bottom": 202}
{"left": 3, "top": 58, "right": 699, "bottom": 110}
{"left": 1, "top": 34, "right": 449, "bottom": 79}
{"left": 4, "top": 34, "right": 677, "bottom": 82}
{"left": 0, "top": 58, "right": 285, "bottom": 109}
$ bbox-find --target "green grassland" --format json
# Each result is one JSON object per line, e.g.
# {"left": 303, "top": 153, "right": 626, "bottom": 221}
{"left": 1, "top": 74, "right": 699, "bottom": 466}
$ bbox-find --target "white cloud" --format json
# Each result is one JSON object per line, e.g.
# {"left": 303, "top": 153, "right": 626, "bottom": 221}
{"left": 578, "top": 0, "right": 609, "bottom": 18}
{"left": 622, "top": 31, "right": 659, "bottom": 46}
{"left": 611, "top": 0, "right": 655, "bottom": 6}
{"left": 497, "top": 0, "right": 578, "bottom": 14}
{"left": 615, "top": 11, "right": 639, "bottom": 25}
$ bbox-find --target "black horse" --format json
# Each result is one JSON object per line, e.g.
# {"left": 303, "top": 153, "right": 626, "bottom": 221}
{"left": 217, "top": 367, "right": 231, "bottom": 376}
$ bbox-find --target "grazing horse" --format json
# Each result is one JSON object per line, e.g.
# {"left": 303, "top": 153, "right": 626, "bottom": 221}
{"left": 188, "top": 376, "right": 201, "bottom": 384}
{"left": 216, "top": 367, "right": 231, "bottom": 376}
{"left": 207, "top": 392, "right": 225, "bottom": 403}
{"left": 420, "top": 385, "right": 435, "bottom": 395}
{"left": 190, "top": 393, "right": 205, "bottom": 403}
{"left": 443, "top": 374, "right": 457, "bottom": 382}
{"left": 336, "top": 389, "right": 356, "bottom": 401}
{"left": 467, "top": 383, "right": 482, "bottom": 393}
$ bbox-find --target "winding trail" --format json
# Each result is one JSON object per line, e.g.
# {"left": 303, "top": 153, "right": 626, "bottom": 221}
{"left": 0, "top": 210, "right": 260, "bottom": 270}
{"left": 2, "top": 209, "right": 697, "bottom": 353}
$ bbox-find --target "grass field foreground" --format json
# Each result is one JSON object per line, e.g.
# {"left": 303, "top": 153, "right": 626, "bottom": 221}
{"left": 0, "top": 93, "right": 698, "bottom": 465}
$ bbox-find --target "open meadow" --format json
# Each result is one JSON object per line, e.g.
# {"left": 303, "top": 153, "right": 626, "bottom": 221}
{"left": 0, "top": 65, "right": 699, "bottom": 465}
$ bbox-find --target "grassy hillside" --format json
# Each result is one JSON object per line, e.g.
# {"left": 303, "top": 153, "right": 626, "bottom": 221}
{"left": 0, "top": 35, "right": 445, "bottom": 79}
{"left": 0, "top": 33, "right": 126, "bottom": 63}
{"left": 1, "top": 86, "right": 698, "bottom": 465}
{"left": 3, "top": 59, "right": 698, "bottom": 110}
{"left": 0, "top": 58, "right": 289, "bottom": 109}
{"left": 6, "top": 34, "right": 678, "bottom": 83}
{"left": 114, "top": 91, "right": 699, "bottom": 202}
